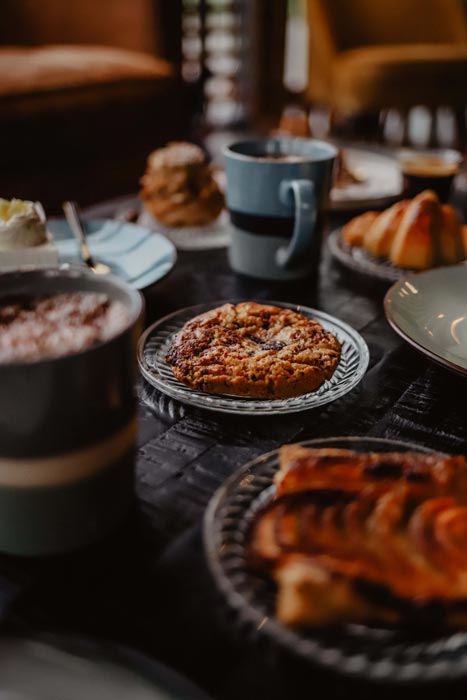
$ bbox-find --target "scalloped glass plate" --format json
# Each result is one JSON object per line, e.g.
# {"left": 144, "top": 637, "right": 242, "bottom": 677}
{"left": 203, "top": 436, "right": 467, "bottom": 683}
{"left": 137, "top": 301, "right": 369, "bottom": 416}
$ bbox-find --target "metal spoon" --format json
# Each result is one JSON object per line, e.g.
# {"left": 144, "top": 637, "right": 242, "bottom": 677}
{"left": 62, "top": 201, "right": 110, "bottom": 275}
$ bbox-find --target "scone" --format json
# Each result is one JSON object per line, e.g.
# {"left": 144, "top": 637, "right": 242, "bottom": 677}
{"left": 166, "top": 302, "right": 341, "bottom": 399}
{"left": 140, "top": 141, "right": 224, "bottom": 227}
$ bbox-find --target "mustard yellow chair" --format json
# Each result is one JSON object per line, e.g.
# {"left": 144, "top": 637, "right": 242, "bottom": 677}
{"left": 306, "top": 0, "right": 467, "bottom": 143}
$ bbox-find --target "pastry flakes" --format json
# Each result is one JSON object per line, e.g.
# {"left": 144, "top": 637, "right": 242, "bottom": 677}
{"left": 248, "top": 446, "right": 467, "bottom": 627}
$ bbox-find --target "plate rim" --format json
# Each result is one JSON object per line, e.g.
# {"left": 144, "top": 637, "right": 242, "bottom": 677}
{"left": 49, "top": 217, "right": 177, "bottom": 291}
{"left": 0, "top": 632, "right": 213, "bottom": 699}
{"left": 138, "top": 207, "right": 229, "bottom": 251}
{"left": 328, "top": 193, "right": 400, "bottom": 212}
{"left": 327, "top": 228, "right": 407, "bottom": 282}
{"left": 329, "top": 146, "right": 402, "bottom": 211}
{"left": 137, "top": 299, "right": 370, "bottom": 416}
{"left": 384, "top": 266, "right": 467, "bottom": 377}
{"left": 201, "top": 435, "right": 467, "bottom": 684}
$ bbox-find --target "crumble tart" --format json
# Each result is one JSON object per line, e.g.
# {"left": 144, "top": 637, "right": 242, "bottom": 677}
{"left": 165, "top": 302, "right": 341, "bottom": 399}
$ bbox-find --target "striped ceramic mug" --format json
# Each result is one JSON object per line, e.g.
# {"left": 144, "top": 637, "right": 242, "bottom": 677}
{"left": 0, "top": 267, "right": 143, "bottom": 556}
{"left": 224, "top": 138, "right": 337, "bottom": 280}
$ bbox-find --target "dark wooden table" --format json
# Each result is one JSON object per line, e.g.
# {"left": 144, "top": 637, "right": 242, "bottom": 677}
{"left": 1, "top": 196, "right": 467, "bottom": 699}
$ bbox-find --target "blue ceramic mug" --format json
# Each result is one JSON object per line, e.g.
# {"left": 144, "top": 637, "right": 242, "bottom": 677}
{"left": 224, "top": 138, "right": 337, "bottom": 280}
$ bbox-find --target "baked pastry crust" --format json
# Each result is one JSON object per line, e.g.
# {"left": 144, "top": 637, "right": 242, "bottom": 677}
{"left": 140, "top": 141, "right": 224, "bottom": 227}
{"left": 341, "top": 210, "right": 378, "bottom": 247}
{"left": 248, "top": 446, "right": 467, "bottom": 627}
{"left": 342, "top": 190, "right": 466, "bottom": 270}
{"left": 166, "top": 302, "right": 341, "bottom": 399}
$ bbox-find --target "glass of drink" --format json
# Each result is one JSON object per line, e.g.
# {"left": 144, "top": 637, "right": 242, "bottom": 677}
{"left": 397, "top": 148, "right": 462, "bottom": 202}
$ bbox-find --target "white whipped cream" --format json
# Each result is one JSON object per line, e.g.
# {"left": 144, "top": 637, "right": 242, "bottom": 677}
{"left": 0, "top": 199, "right": 47, "bottom": 250}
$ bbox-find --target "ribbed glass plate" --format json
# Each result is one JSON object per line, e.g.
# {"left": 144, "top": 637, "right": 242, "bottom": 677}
{"left": 137, "top": 301, "right": 369, "bottom": 416}
{"left": 328, "top": 228, "right": 408, "bottom": 283}
{"left": 203, "top": 437, "right": 467, "bottom": 683}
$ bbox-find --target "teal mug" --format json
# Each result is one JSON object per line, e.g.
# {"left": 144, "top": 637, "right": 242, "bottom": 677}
{"left": 224, "top": 138, "right": 337, "bottom": 280}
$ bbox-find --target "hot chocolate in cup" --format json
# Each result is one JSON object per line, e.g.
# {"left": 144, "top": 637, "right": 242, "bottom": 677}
{"left": 0, "top": 267, "right": 143, "bottom": 556}
{"left": 398, "top": 148, "right": 462, "bottom": 202}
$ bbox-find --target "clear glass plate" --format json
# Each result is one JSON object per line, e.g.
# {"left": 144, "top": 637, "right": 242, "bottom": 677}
{"left": 328, "top": 228, "right": 407, "bottom": 283}
{"left": 137, "top": 301, "right": 369, "bottom": 416}
{"left": 203, "top": 437, "right": 467, "bottom": 683}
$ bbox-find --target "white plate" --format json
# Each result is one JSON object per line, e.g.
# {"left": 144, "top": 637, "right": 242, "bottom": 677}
{"left": 138, "top": 208, "right": 230, "bottom": 250}
{"left": 50, "top": 219, "right": 177, "bottom": 290}
{"left": 330, "top": 148, "right": 402, "bottom": 211}
{"left": 138, "top": 209, "right": 229, "bottom": 251}
{"left": 384, "top": 265, "right": 467, "bottom": 376}
{"left": 139, "top": 170, "right": 229, "bottom": 251}
{"left": 0, "top": 636, "right": 212, "bottom": 700}
{"left": 137, "top": 301, "right": 369, "bottom": 415}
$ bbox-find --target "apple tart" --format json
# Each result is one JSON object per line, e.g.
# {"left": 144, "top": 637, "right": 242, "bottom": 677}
{"left": 247, "top": 445, "right": 467, "bottom": 628}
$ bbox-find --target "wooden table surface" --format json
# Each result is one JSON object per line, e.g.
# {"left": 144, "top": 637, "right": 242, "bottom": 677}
{"left": 1, "top": 196, "right": 467, "bottom": 699}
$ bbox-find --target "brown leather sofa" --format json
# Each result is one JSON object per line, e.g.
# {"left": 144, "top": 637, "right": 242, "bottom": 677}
{"left": 0, "top": 0, "right": 185, "bottom": 213}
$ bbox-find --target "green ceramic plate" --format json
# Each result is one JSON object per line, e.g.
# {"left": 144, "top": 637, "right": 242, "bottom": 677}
{"left": 384, "top": 264, "right": 467, "bottom": 375}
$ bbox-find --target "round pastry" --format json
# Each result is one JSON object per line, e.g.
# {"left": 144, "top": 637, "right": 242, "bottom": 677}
{"left": 166, "top": 302, "right": 341, "bottom": 399}
{"left": 140, "top": 141, "right": 224, "bottom": 227}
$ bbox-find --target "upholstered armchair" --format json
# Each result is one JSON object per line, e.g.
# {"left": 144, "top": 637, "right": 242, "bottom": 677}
{"left": 306, "top": 0, "right": 467, "bottom": 145}
{"left": 0, "top": 0, "right": 185, "bottom": 212}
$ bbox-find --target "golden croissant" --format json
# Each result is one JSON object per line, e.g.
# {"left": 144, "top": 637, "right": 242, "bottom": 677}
{"left": 342, "top": 190, "right": 467, "bottom": 270}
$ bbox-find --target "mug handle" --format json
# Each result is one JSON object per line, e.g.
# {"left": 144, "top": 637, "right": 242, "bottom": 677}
{"left": 276, "top": 179, "right": 316, "bottom": 269}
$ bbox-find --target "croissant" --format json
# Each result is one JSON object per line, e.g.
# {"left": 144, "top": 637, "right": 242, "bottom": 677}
{"left": 248, "top": 446, "right": 467, "bottom": 628}
{"left": 342, "top": 190, "right": 466, "bottom": 270}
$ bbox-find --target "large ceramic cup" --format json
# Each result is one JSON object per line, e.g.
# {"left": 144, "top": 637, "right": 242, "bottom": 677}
{"left": 224, "top": 138, "right": 337, "bottom": 280}
{"left": 0, "top": 267, "right": 143, "bottom": 556}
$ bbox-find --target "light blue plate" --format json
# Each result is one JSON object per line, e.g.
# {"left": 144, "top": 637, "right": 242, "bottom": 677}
{"left": 49, "top": 219, "right": 177, "bottom": 290}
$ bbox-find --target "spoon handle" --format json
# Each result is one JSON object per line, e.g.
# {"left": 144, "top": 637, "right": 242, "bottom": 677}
{"left": 63, "top": 201, "right": 95, "bottom": 268}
